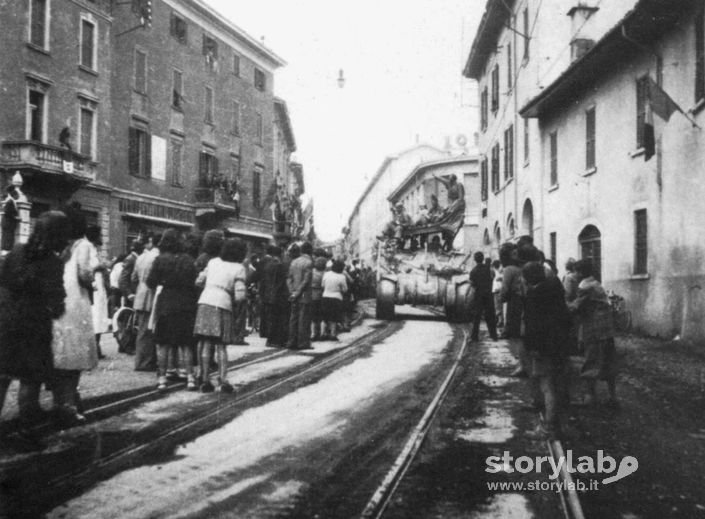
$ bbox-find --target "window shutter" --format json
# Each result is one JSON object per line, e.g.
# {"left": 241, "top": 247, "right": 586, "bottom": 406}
{"left": 128, "top": 127, "right": 137, "bottom": 175}
{"left": 145, "top": 131, "right": 152, "bottom": 178}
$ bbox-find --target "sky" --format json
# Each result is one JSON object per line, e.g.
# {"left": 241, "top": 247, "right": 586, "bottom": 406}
{"left": 204, "top": 0, "right": 483, "bottom": 241}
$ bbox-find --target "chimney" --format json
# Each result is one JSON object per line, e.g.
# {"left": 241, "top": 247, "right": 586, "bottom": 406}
{"left": 567, "top": 3, "right": 599, "bottom": 62}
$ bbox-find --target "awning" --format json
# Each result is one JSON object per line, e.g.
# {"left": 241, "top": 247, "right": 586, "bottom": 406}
{"left": 226, "top": 227, "right": 272, "bottom": 241}
{"left": 122, "top": 213, "right": 194, "bottom": 228}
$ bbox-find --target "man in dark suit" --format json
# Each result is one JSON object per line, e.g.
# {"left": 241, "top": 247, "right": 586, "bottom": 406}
{"left": 262, "top": 246, "right": 288, "bottom": 347}
{"left": 286, "top": 242, "right": 313, "bottom": 350}
{"left": 469, "top": 251, "right": 498, "bottom": 342}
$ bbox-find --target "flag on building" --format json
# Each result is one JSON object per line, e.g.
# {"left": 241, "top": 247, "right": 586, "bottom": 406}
{"left": 644, "top": 76, "right": 683, "bottom": 161}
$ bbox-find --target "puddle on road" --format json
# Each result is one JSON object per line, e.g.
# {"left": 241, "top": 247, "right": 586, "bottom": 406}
{"left": 456, "top": 402, "right": 517, "bottom": 444}
{"left": 50, "top": 319, "right": 452, "bottom": 518}
{"left": 470, "top": 493, "right": 534, "bottom": 518}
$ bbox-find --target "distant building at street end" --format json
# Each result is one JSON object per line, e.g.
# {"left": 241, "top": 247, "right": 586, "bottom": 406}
{"left": 387, "top": 155, "right": 480, "bottom": 254}
{"left": 518, "top": 0, "right": 705, "bottom": 338}
{"left": 346, "top": 144, "right": 449, "bottom": 266}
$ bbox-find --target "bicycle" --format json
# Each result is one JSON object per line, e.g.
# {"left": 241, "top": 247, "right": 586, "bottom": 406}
{"left": 607, "top": 291, "right": 632, "bottom": 333}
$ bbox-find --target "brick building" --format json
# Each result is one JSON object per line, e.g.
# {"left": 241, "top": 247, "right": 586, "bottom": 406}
{"left": 0, "top": 0, "right": 295, "bottom": 258}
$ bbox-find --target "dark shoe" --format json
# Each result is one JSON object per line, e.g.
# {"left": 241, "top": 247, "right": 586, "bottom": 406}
{"left": 217, "top": 382, "right": 234, "bottom": 393}
{"left": 55, "top": 406, "right": 87, "bottom": 428}
{"left": 165, "top": 370, "right": 180, "bottom": 382}
{"left": 265, "top": 342, "right": 281, "bottom": 348}
{"left": 233, "top": 340, "right": 249, "bottom": 346}
{"left": 298, "top": 345, "right": 314, "bottom": 349}
{"left": 328, "top": 337, "right": 339, "bottom": 342}
{"left": 200, "top": 382, "right": 215, "bottom": 393}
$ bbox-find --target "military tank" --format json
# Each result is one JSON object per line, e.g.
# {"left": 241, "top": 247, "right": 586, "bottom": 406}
{"left": 374, "top": 211, "right": 474, "bottom": 322}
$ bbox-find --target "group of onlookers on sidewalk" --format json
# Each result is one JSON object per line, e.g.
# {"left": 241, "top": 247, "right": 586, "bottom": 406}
{"left": 467, "top": 235, "right": 619, "bottom": 440}
{"left": 0, "top": 211, "right": 364, "bottom": 452}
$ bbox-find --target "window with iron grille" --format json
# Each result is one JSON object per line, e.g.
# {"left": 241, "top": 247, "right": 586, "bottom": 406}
{"left": 480, "top": 157, "right": 488, "bottom": 201}
{"left": 128, "top": 126, "right": 150, "bottom": 178}
{"left": 634, "top": 209, "right": 648, "bottom": 274}
{"left": 636, "top": 76, "right": 648, "bottom": 148}
{"left": 504, "top": 125, "right": 514, "bottom": 180}
{"left": 30, "top": 0, "right": 48, "bottom": 49}
{"left": 170, "top": 12, "right": 187, "bottom": 44}
{"left": 549, "top": 131, "right": 558, "bottom": 186}
{"left": 254, "top": 68, "right": 266, "bottom": 91}
{"left": 491, "top": 143, "right": 500, "bottom": 192}
{"left": 134, "top": 50, "right": 147, "bottom": 94}
{"left": 199, "top": 150, "right": 218, "bottom": 187}
{"left": 579, "top": 225, "right": 602, "bottom": 282}
{"left": 491, "top": 65, "right": 499, "bottom": 112}
{"left": 480, "top": 87, "right": 488, "bottom": 131}
{"left": 586, "top": 106, "right": 596, "bottom": 170}
{"left": 696, "top": 5, "right": 705, "bottom": 102}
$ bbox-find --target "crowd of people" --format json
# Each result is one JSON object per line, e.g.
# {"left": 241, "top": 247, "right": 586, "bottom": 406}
{"left": 467, "top": 236, "right": 619, "bottom": 440}
{"left": 0, "top": 209, "right": 372, "bottom": 451}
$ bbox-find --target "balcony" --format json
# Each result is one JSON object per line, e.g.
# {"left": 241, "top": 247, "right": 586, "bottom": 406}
{"left": 194, "top": 186, "right": 238, "bottom": 215}
{"left": 0, "top": 141, "right": 97, "bottom": 182}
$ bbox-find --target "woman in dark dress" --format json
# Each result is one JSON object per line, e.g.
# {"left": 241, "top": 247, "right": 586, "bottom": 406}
{"left": 147, "top": 229, "right": 199, "bottom": 391}
{"left": 0, "top": 211, "right": 69, "bottom": 448}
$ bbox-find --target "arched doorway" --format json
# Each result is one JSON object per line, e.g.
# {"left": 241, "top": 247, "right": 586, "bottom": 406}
{"left": 579, "top": 225, "right": 602, "bottom": 281}
{"left": 522, "top": 199, "right": 534, "bottom": 237}
{"left": 494, "top": 222, "right": 501, "bottom": 244}
{"left": 507, "top": 213, "right": 516, "bottom": 239}
{"left": 483, "top": 228, "right": 491, "bottom": 246}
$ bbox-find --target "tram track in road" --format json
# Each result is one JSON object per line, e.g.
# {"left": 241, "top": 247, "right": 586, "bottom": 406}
{"left": 33, "top": 319, "right": 404, "bottom": 516}
{"left": 361, "top": 312, "right": 586, "bottom": 519}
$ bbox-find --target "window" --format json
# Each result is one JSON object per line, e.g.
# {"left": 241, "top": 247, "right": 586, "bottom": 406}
{"left": 199, "top": 149, "right": 218, "bottom": 187}
{"left": 586, "top": 106, "right": 596, "bottom": 170}
{"left": 506, "top": 42, "right": 512, "bottom": 90}
{"left": 255, "top": 111, "right": 263, "bottom": 145}
{"left": 480, "top": 157, "right": 488, "bottom": 201}
{"left": 254, "top": 68, "right": 266, "bottom": 92}
{"left": 252, "top": 165, "right": 262, "bottom": 208}
{"left": 491, "top": 65, "right": 499, "bottom": 112}
{"left": 25, "top": 80, "right": 49, "bottom": 142}
{"left": 524, "top": 118, "right": 530, "bottom": 163}
{"left": 480, "top": 87, "right": 488, "bottom": 131}
{"left": 579, "top": 225, "right": 602, "bottom": 282}
{"left": 170, "top": 138, "right": 183, "bottom": 186}
{"left": 636, "top": 76, "right": 648, "bottom": 148}
{"left": 170, "top": 12, "right": 187, "bottom": 44}
{"left": 232, "top": 100, "right": 240, "bottom": 135}
{"left": 549, "top": 131, "right": 558, "bottom": 186}
{"left": 134, "top": 49, "right": 147, "bottom": 94}
{"left": 523, "top": 8, "right": 530, "bottom": 61}
{"left": 29, "top": 0, "right": 48, "bottom": 49}
{"left": 78, "top": 97, "right": 97, "bottom": 159}
{"left": 494, "top": 222, "right": 501, "bottom": 244}
{"left": 634, "top": 209, "right": 648, "bottom": 274}
{"left": 696, "top": 4, "right": 704, "bottom": 102}
{"left": 80, "top": 18, "right": 96, "bottom": 70}
{"left": 233, "top": 54, "right": 240, "bottom": 76}
{"left": 491, "top": 143, "right": 500, "bottom": 192}
{"left": 203, "top": 35, "right": 218, "bottom": 72}
{"left": 172, "top": 69, "right": 183, "bottom": 110}
{"left": 550, "top": 232, "right": 557, "bottom": 264}
{"left": 128, "top": 125, "right": 150, "bottom": 178}
{"left": 230, "top": 154, "right": 240, "bottom": 180}
{"left": 204, "top": 86, "right": 213, "bottom": 124}
{"left": 504, "top": 125, "right": 514, "bottom": 181}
